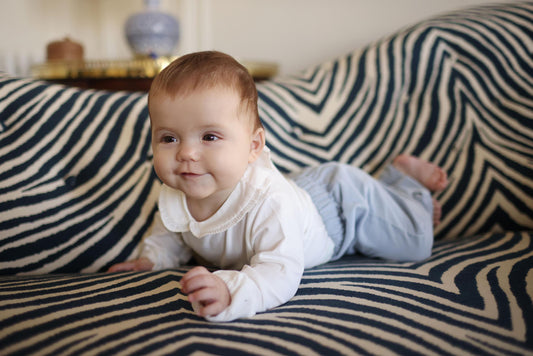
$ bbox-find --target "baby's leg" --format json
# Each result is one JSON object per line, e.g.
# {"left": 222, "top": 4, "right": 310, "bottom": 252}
{"left": 294, "top": 163, "right": 435, "bottom": 262}
{"left": 392, "top": 155, "right": 448, "bottom": 226}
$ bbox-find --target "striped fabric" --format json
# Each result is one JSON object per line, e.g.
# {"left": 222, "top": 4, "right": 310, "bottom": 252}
{"left": 1, "top": 232, "right": 531, "bottom": 354}
{"left": 0, "top": 2, "right": 532, "bottom": 354}
{"left": 0, "top": 78, "right": 160, "bottom": 274}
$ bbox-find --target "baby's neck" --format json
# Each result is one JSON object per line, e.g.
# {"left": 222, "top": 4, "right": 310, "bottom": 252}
{"left": 187, "top": 202, "right": 217, "bottom": 222}
{"left": 186, "top": 190, "right": 232, "bottom": 222}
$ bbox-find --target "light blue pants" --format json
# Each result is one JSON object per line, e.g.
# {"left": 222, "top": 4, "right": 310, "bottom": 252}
{"left": 290, "top": 163, "right": 434, "bottom": 262}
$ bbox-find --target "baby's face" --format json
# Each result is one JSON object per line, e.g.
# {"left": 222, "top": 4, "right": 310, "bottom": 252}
{"left": 150, "top": 87, "right": 263, "bottom": 220}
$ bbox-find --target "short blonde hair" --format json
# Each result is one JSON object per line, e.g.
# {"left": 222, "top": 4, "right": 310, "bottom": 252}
{"left": 148, "top": 51, "right": 262, "bottom": 131}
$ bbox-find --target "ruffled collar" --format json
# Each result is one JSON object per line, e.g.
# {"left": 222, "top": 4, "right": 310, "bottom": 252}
{"left": 158, "top": 148, "right": 274, "bottom": 237}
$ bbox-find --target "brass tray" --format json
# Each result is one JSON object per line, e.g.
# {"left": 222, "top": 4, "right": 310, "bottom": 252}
{"left": 32, "top": 57, "right": 278, "bottom": 81}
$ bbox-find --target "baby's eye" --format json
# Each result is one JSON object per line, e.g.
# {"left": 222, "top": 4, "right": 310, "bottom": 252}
{"left": 162, "top": 135, "right": 177, "bottom": 143}
{"left": 202, "top": 134, "right": 219, "bottom": 142}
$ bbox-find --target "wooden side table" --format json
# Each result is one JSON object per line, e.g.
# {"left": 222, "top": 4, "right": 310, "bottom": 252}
{"left": 32, "top": 57, "right": 278, "bottom": 92}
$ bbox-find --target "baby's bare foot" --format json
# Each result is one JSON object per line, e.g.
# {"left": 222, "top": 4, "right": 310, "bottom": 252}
{"left": 393, "top": 155, "right": 448, "bottom": 192}
{"left": 393, "top": 154, "right": 448, "bottom": 226}
{"left": 432, "top": 198, "right": 442, "bottom": 226}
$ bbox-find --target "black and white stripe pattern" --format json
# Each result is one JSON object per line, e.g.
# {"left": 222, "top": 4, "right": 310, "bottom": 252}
{"left": 1, "top": 232, "right": 531, "bottom": 354}
{"left": 0, "top": 2, "right": 531, "bottom": 274}
{"left": 0, "top": 2, "right": 532, "bottom": 354}
{"left": 0, "top": 77, "right": 160, "bottom": 274}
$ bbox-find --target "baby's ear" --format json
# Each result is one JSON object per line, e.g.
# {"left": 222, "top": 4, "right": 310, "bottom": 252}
{"left": 249, "top": 128, "right": 265, "bottom": 163}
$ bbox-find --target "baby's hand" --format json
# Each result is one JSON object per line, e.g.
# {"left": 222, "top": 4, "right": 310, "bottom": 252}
{"left": 180, "top": 266, "right": 231, "bottom": 318}
{"left": 107, "top": 257, "right": 154, "bottom": 273}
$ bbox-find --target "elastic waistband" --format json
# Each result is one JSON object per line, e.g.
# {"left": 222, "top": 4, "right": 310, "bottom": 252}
{"left": 290, "top": 169, "right": 345, "bottom": 256}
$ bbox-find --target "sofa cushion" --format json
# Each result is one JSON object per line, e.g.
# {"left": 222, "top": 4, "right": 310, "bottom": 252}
{"left": 0, "top": 76, "right": 160, "bottom": 274}
{"left": 256, "top": 2, "right": 533, "bottom": 240}
{"left": 1, "top": 231, "right": 531, "bottom": 354}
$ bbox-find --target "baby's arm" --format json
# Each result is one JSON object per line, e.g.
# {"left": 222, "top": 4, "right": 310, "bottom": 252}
{"left": 108, "top": 212, "right": 192, "bottom": 272}
{"left": 198, "top": 199, "right": 305, "bottom": 322}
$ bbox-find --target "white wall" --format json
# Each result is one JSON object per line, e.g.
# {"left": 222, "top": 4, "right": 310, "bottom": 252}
{"left": 207, "top": 0, "right": 511, "bottom": 74}
{"left": 0, "top": 0, "right": 510, "bottom": 76}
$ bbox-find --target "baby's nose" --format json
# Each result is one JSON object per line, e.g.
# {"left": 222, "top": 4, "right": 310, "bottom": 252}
{"left": 176, "top": 142, "right": 199, "bottom": 161}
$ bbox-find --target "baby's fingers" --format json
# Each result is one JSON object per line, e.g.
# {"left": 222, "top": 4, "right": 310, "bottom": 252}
{"left": 195, "top": 299, "right": 227, "bottom": 318}
{"left": 181, "top": 266, "right": 209, "bottom": 280}
{"left": 107, "top": 258, "right": 154, "bottom": 273}
{"left": 180, "top": 267, "right": 211, "bottom": 294}
{"left": 189, "top": 288, "right": 226, "bottom": 317}
{"left": 107, "top": 261, "right": 136, "bottom": 273}
{"left": 188, "top": 285, "right": 217, "bottom": 304}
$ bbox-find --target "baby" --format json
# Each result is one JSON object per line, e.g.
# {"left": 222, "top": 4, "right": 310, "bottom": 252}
{"left": 109, "top": 51, "right": 448, "bottom": 322}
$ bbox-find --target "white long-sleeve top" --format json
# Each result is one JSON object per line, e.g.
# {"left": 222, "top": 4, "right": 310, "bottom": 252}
{"left": 140, "top": 148, "right": 334, "bottom": 322}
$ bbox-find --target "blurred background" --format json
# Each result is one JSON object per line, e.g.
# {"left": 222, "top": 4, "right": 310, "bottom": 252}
{"left": 0, "top": 0, "right": 509, "bottom": 77}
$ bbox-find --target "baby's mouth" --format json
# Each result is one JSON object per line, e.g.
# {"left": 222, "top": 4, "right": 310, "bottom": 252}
{"left": 180, "top": 172, "right": 203, "bottom": 178}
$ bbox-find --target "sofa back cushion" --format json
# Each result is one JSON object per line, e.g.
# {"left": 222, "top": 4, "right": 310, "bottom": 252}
{"left": 0, "top": 3, "right": 531, "bottom": 275}
{"left": 0, "top": 76, "right": 160, "bottom": 274}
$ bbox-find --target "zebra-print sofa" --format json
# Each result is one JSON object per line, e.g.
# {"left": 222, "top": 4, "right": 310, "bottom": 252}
{"left": 1, "top": 2, "right": 532, "bottom": 355}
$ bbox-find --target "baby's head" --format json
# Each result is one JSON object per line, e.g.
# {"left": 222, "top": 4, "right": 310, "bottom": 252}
{"left": 148, "top": 51, "right": 262, "bottom": 132}
{"left": 147, "top": 51, "right": 266, "bottom": 220}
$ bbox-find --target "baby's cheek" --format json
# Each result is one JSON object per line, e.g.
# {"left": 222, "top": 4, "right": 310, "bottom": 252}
{"left": 153, "top": 155, "right": 171, "bottom": 176}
